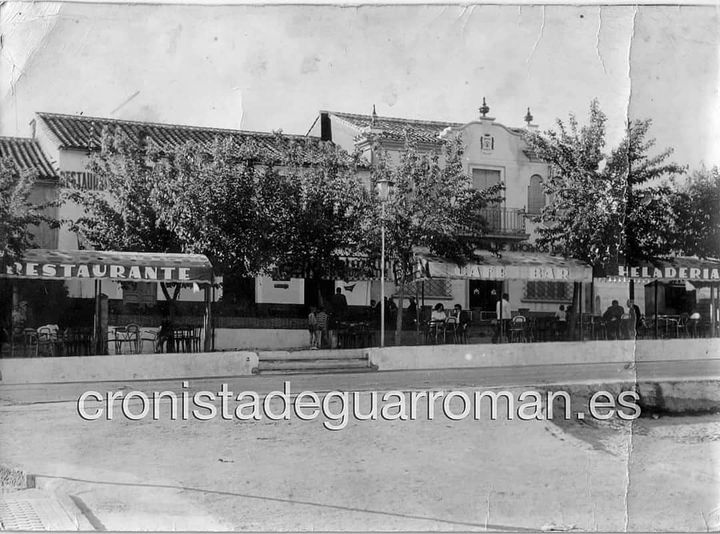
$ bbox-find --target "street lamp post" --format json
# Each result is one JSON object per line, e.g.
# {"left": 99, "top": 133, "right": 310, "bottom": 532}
{"left": 376, "top": 177, "right": 393, "bottom": 347}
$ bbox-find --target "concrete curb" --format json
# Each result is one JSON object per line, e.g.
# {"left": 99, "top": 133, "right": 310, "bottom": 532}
{"left": 368, "top": 339, "right": 720, "bottom": 371}
{"left": 0, "top": 351, "right": 259, "bottom": 385}
{"left": 0, "top": 464, "right": 35, "bottom": 491}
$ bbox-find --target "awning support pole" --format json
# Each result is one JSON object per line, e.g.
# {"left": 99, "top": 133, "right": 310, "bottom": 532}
{"left": 579, "top": 282, "right": 584, "bottom": 342}
{"left": 203, "top": 283, "right": 212, "bottom": 352}
{"left": 94, "top": 279, "right": 101, "bottom": 354}
{"left": 654, "top": 280, "right": 659, "bottom": 339}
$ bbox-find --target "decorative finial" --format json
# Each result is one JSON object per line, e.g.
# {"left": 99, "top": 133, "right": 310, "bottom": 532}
{"left": 371, "top": 104, "right": 377, "bottom": 127}
{"left": 479, "top": 97, "right": 490, "bottom": 118}
{"left": 524, "top": 107, "right": 534, "bottom": 125}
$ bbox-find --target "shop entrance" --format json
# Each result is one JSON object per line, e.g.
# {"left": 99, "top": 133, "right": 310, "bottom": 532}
{"left": 469, "top": 280, "right": 503, "bottom": 313}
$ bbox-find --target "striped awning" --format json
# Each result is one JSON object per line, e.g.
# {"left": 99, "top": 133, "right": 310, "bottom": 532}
{"left": 1, "top": 249, "right": 214, "bottom": 284}
{"left": 415, "top": 251, "right": 593, "bottom": 282}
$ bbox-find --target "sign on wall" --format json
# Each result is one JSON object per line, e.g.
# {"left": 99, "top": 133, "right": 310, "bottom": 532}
{"left": 1, "top": 249, "right": 214, "bottom": 284}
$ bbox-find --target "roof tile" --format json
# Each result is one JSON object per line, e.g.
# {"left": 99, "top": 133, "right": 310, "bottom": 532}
{"left": 36, "top": 112, "right": 323, "bottom": 155}
{"left": 329, "top": 111, "right": 462, "bottom": 144}
{"left": 0, "top": 137, "right": 58, "bottom": 179}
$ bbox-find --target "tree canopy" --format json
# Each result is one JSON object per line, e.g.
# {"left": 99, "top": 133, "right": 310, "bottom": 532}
{"left": 371, "top": 135, "right": 503, "bottom": 337}
{"left": 524, "top": 99, "right": 685, "bottom": 266}
{"left": 67, "top": 128, "right": 373, "bottom": 288}
{"left": 670, "top": 166, "right": 720, "bottom": 259}
{"left": 0, "top": 158, "right": 54, "bottom": 261}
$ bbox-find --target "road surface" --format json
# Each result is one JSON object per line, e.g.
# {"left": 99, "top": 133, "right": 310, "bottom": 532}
{"left": 1, "top": 359, "right": 718, "bottom": 406}
{"left": 1, "top": 360, "right": 718, "bottom": 531}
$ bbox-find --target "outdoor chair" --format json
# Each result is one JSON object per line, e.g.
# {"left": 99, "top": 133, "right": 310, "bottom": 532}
{"left": 140, "top": 329, "right": 159, "bottom": 353}
{"left": 509, "top": 316, "right": 527, "bottom": 343}
{"left": 37, "top": 326, "right": 57, "bottom": 357}
{"left": 606, "top": 318, "right": 621, "bottom": 340}
{"left": 172, "top": 326, "right": 193, "bottom": 353}
{"left": 126, "top": 324, "right": 141, "bottom": 353}
{"left": 21, "top": 328, "right": 39, "bottom": 358}
{"left": 676, "top": 313, "right": 690, "bottom": 338}
{"left": 427, "top": 320, "right": 447, "bottom": 344}
{"left": 689, "top": 318, "right": 701, "bottom": 338}
{"left": 191, "top": 326, "right": 203, "bottom": 352}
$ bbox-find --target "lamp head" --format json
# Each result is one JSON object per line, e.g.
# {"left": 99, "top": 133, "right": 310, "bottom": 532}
{"left": 376, "top": 177, "right": 394, "bottom": 201}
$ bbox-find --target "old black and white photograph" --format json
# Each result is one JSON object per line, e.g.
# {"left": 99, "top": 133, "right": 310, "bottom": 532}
{"left": 0, "top": 1, "right": 719, "bottom": 531}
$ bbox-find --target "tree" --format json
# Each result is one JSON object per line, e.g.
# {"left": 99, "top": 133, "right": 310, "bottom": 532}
{"left": 524, "top": 101, "right": 685, "bottom": 267}
{"left": 66, "top": 128, "right": 375, "bottom": 317}
{"left": 671, "top": 166, "right": 720, "bottom": 259}
{"left": 606, "top": 118, "right": 686, "bottom": 263}
{"left": 0, "top": 158, "right": 52, "bottom": 261}
{"left": 524, "top": 101, "right": 685, "bottom": 338}
{"left": 66, "top": 128, "right": 187, "bottom": 309}
{"left": 371, "top": 136, "right": 502, "bottom": 342}
{"left": 151, "top": 136, "right": 279, "bottom": 279}
{"left": 266, "top": 136, "right": 375, "bottom": 298}
{"left": 523, "top": 100, "right": 616, "bottom": 266}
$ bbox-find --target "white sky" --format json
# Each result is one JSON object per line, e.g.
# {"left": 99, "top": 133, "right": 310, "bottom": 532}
{"left": 1, "top": 2, "right": 718, "bottom": 169}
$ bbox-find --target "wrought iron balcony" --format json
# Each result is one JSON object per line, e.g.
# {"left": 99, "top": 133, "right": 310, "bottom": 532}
{"left": 479, "top": 207, "right": 527, "bottom": 237}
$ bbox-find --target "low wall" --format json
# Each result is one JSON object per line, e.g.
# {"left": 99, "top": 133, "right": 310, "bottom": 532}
{"left": 0, "top": 351, "right": 259, "bottom": 385}
{"left": 214, "top": 328, "right": 309, "bottom": 351}
{"left": 367, "top": 338, "right": 720, "bottom": 371}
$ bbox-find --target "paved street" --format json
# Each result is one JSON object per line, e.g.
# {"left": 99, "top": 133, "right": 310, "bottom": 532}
{"left": 1, "top": 359, "right": 719, "bottom": 530}
{"left": 2, "top": 358, "right": 719, "bottom": 406}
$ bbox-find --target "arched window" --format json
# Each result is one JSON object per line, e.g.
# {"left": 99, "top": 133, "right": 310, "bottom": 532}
{"left": 527, "top": 174, "right": 545, "bottom": 214}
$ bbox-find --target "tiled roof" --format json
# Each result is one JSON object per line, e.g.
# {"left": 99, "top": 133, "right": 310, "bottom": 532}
{"left": 329, "top": 111, "right": 530, "bottom": 144}
{"left": 329, "top": 111, "right": 462, "bottom": 144}
{"left": 0, "top": 137, "right": 58, "bottom": 179}
{"left": 36, "top": 112, "right": 323, "bottom": 156}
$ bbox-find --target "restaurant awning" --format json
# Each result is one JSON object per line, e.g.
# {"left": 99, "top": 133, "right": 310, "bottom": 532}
{"left": 415, "top": 251, "right": 593, "bottom": 282}
{"left": 599, "top": 256, "right": 720, "bottom": 283}
{"left": 1, "top": 249, "right": 214, "bottom": 284}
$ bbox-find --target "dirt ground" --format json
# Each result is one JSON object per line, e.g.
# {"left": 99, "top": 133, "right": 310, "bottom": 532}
{"left": 1, "top": 387, "right": 718, "bottom": 531}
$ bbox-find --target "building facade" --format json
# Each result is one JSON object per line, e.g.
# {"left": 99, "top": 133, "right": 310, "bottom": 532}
{"left": 308, "top": 101, "right": 597, "bottom": 316}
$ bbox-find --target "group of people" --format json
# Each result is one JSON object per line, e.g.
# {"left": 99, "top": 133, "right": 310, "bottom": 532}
{"left": 429, "top": 303, "right": 472, "bottom": 332}
{"left": 602, "top": 299, "right": 642, "bottom": 339}
{"left": 307, "top": 288, "right": 348, "bottom": 349}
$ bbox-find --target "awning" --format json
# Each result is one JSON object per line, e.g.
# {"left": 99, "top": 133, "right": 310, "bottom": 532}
{"left": 601, "top": 257, "right": 720, "bottom": 282}
{"left": 415, "top": 251, "right": 593, "bottom": 282}
{"left": 1, "top": 249, "right": 214, "bottom": 284}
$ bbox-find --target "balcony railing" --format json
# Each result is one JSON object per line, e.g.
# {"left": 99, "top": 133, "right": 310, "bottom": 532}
{"left": 479, "top": 207, "right": 527, "bottom": 236}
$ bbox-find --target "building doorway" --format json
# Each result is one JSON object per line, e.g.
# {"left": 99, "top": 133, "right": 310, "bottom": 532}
{"left": 469, "top": 280, "right": 503, "bottom": 314}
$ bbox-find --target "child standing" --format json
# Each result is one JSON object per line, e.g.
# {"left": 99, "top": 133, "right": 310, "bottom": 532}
{"left": 308, "top": 307, "right": 318, "bottom": 349}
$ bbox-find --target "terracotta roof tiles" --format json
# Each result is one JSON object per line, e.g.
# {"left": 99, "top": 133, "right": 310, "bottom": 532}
{"left": 35, "top": 112, "right": 322, "bottom": 156}
{"left": 0, "top": 137, "right": 58, "bottom": 179}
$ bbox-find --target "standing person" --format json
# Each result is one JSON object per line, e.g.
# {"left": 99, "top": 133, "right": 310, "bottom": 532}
{"left": 403, "top": 297, "right": 418, "bottom": 329}
{"left": 386, "top": 297, "right": 398, "bottom": 327}
{"left": 495, "top": 293, "right": 511, "bottom": 343}
{"left": 554, "top": 304, "right": 567, "bottom": 339}
{"left": 625, "top": 299, "right": 642, "bottom": 339}
{"left": 307, "top": 307, "right": 318, "bottom": 349}
{"left": 331, "top": 287, "right": 348, "bottom": 322}
{"left": 315, "top": 307, "right": 329, "bottom": 349}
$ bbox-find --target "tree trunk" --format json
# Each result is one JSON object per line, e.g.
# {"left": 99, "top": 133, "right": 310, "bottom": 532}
{"left": 160, "top": 282, "right": 181, "bottom": 324}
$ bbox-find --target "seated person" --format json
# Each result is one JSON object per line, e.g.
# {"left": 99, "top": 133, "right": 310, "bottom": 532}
{"left": 430, "top": 303, "right": 446, "bottom": 322}
{"left": 603, "top": 300, "right": 625, "bottom": 339}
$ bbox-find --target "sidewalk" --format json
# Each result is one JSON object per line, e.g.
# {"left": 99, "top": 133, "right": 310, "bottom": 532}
{"left": 0, "top": 488, "right": 91, "bottom": 530}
